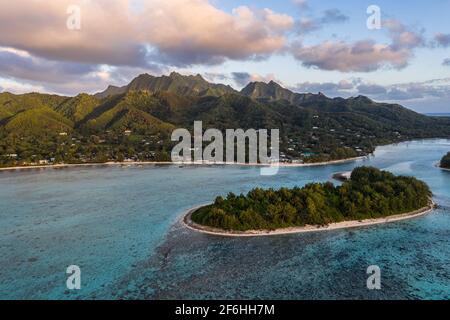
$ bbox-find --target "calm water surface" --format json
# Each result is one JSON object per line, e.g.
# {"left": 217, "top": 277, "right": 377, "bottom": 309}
{"left": 1, "top": 139, "right": 450, "bottom": 299}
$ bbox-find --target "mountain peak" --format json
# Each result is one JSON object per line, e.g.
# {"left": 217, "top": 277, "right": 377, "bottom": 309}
{"left": 194, "top": 73, "right": 205, "bottom": 80}
{"left": 168, "top": 72, "right": 206, "bottom": 82}
{"left": 135, "top": 73, "right": 154, "bottom": 79}
{"left": 241, "top": 80, "right": 296, "bottom": 102}
{"left": 169, "top": 71, "right": 181, "bottom": 78}
{"left": 96, "top": 72, "right": 236, "bottom": 98}
{"left": 351, "top": 95, "right": 373, "bottom": 103}
{"left": 94, "top": 84, "right": 127, "bottom": 99}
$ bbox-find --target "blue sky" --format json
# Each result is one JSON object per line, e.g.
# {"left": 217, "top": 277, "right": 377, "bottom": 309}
{"left": 0, "top": 0, "right": 449, "bottom": 112}
{"left": 190, "top": 0, "right": 450, "bottom": 112}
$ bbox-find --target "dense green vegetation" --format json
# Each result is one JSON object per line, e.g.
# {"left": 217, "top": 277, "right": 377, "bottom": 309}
{"left": 191, "top": 167, "right": 432, "bottom": 231}
{"left": 440, "top": 152, "right": 450, "bottom": 169}
{"left": 2, "top": 72, "right": 450, "bottom": 167}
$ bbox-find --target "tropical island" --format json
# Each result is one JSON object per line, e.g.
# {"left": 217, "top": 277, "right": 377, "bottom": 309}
{"left": 440, "top": 152, "right": 450, "bottom": 169}
{"left": 2, "top": 73, "right": 450, "bottom": 169}
{"left": 187, "top": 167, "right": 434, "bottom": 236}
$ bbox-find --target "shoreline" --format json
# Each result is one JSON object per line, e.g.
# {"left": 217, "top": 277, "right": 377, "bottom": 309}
{"left": 433, "top": 161, "right": 450, "bottom": 172}
{"left": 0, "top": 156, "right": 367, "bottom": 172}
{"left": 182, "top": 201, "right": 436, "bottom": 238}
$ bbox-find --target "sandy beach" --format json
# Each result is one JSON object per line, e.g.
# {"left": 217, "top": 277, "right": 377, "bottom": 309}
{"left": 0, "top": 156, "right": 367, "bottom": 172}
{"left": 183, "top": 201, "right": 436, "bottom": 238}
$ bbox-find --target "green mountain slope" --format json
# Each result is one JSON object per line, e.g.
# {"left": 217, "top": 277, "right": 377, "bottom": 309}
{"left": 240, "top": 81, "right": 323, "bottom": 104}
{"left": 0, "top": 92, "right": 66, "bottom": 114}
{"left": 95, "top": 72, "right": 236, "bottom": 99}
{"left": 55, "top": 93, "right": 101, "bottom": 122}
{"left": 1, "top": 72, "right": 450, "bottom": 166}
{"left": 80, "top": 91, "right": 174, "bottom": 133}
{"left": 4, "top": 106, "right": 73, "bottom": 136}
{"left": 241, "top": 81, "right": 300, "bottom": 103}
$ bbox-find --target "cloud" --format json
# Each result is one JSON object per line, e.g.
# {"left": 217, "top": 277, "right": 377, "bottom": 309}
{"left": 381, "top": 79, "right": 450, "bottom": 101}
{"left": 435, "top": 33, "right": 450, "bottom": 47}
{"left": 231, "top": 72, "right": 278, "bottom": 87}
{"left": 292, "top": 0, "right": 309, "bottom": 9}
{"left": 321, "top": 9, "right": 349, "bottom": 24}
{"left": 202, "top": 72, "right": 229, "bottom": 82}
{"left": 203, "top": 71, "right": 280, "bottom": 88}
{"left": 0, "top": 0, "right": 149, "bottom": 67}
{"left": 0, "top": 0, "right": 294, "bottom": 68}
{"left": 292, "top": 78, "right": 450, "bottom": 106}
{"left": 292, "top": 19, "right": 424, "bottom": 72}
{"left": 443, "top": 58, "right": 450, "bottom": 66}
{"left": 357, "top": 84, "right": 387, "bottom": 95}
{"left": 0, "top": 0, "right": 444, "bottom": 98}
{"left": 296, "top": 8, "right": 348, "bottom": 33}
{"left": 292, "top": 40, "right": 411, "bottom": 72}
{"left": 0, "top": 47, "right": 164, "bottom": 95}
{"left": 384, "top": 19, "right": 425, "bottom": 50}
{"left": 0, "top": 48, "right": 96, "bottom": 83}
{"left": 291, "top": 80, "right": 354, "bottom": 96}
{"left": 142, "top": 1, "right": 294, "bottom": 66}
{"left": 263, "top": 8, "right": 295, "bottom": 32}
{"left": 231, "top": 72, "right": 252, "bottom": 87}
{"left": 0, "top": 78, "right": 45, "bottom": 94}
{"left": 296, "top": 18, "right": 319, "bottom": 33}
{"left": 383, "top": 88, "right": 423, "bottom": 100}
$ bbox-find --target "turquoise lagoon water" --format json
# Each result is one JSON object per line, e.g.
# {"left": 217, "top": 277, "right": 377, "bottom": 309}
{"left": 1, "top": 139, "right": 450, "bottom": 300}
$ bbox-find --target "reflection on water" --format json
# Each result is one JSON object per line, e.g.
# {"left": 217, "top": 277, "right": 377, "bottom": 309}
{"left": 0, "top": 139, "right": 450, "bottom": 299}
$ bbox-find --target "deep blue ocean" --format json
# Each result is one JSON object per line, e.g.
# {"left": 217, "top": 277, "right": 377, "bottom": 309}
{"left": 1, "top": 139, "right": 450, "bottom": 300}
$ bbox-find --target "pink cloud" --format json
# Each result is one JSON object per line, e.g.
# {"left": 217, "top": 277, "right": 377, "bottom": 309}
{"left": 292, "top": 19, "right": 424, "bottom": 72}
{"left": 0, "top": 0, "right": 295, "bottom": 67}
{"left": 292, "top": 40, "right": 411, "bottom": 72}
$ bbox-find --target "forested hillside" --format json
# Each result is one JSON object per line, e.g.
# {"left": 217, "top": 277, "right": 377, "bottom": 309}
{"left": 1, "top": 73, "right": 450, "bottom": 167}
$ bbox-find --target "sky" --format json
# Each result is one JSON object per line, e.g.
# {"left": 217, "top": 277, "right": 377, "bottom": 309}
{"left": 0, "top": 0, "right": 449, "bottom": 113}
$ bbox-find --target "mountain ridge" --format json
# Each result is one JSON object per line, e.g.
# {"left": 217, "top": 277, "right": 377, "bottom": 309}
{"left": 95, "top": 73, "right": 351, "bottom": 109}
{"left": 241, "top": 80, "right": 308, "bottom": 104}
{"left": 95, "top": 72, "right": 237, "bottom": 99}
{"left": 2, "top": 72, "right": 450, "bottom": 166}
